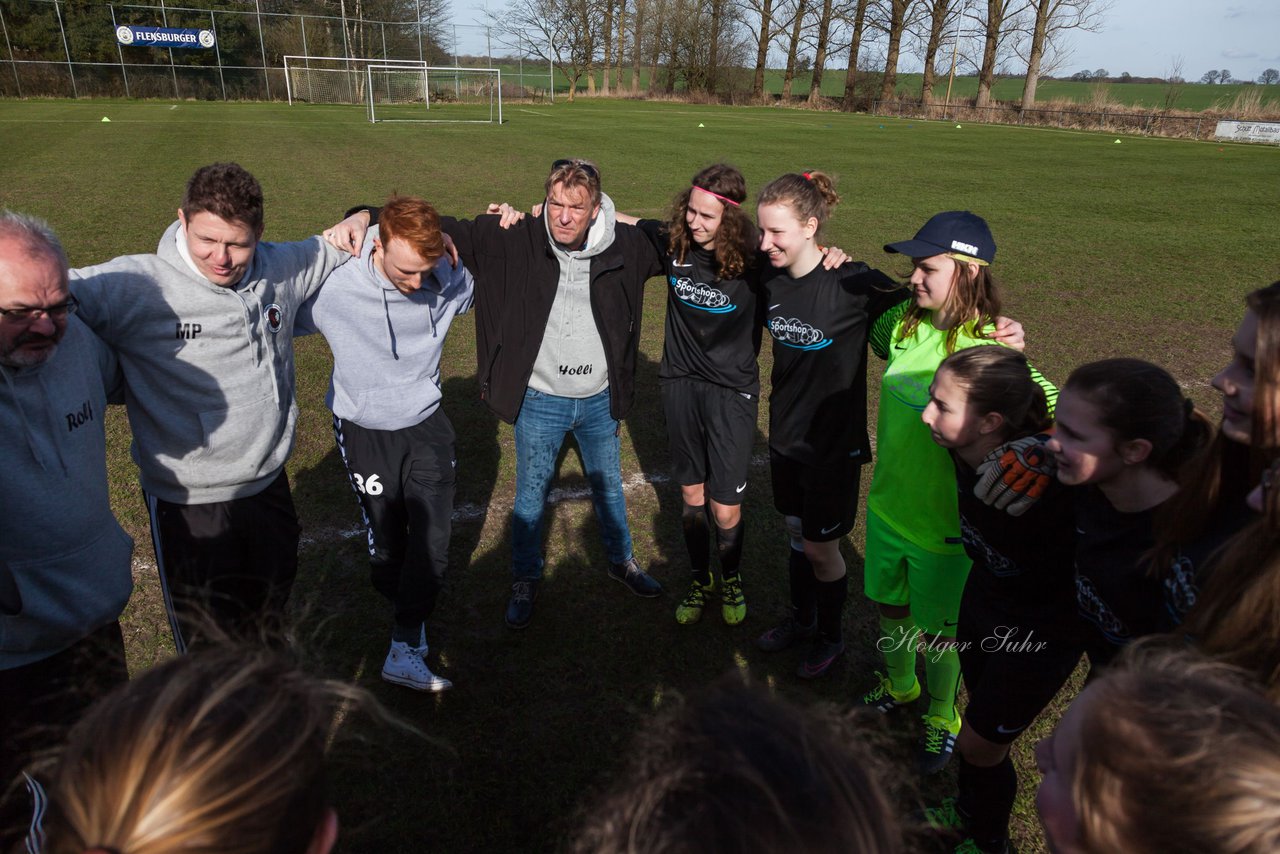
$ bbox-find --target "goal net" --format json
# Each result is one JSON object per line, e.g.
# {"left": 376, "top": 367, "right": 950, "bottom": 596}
{"left": 365, "top": 64, "right": 503, "bottom": 124}
{"left": 284, "top": 55, "right": 431, "bottom": 106}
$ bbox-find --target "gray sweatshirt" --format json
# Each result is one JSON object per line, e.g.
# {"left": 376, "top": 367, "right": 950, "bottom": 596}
{"left": 70, "top": 220, "right": 349, "bottom": 504}
{"left": 526, "top": 193, "right": 617, "bottom": 399}
{"left": 295, "top": 225, "right": 475, "bottom": 430}
{"left": 1, "top": 318, "right": 134, "bottom": 669}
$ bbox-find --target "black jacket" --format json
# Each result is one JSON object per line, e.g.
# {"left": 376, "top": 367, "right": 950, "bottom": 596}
{"left": 441, "top": 213, "right": 663, "bottom": 424}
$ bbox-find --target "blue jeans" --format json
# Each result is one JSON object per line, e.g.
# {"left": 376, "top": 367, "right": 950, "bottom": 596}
{"left": 512, "top": 388, "right": 633, "bottom": 579}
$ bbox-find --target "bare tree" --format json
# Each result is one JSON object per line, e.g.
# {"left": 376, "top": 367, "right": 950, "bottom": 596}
{"left": 1162, "top": 55, "right": 1184, "bottom": 111}
{"left": 840, "top": 0, "right": 873, "bottom": 110}
{"left": 1200, "top": 69, "right": 1221, "bottom": 84}
{"left": 806, "top": 0, "right": 836, "bottom": 103}
{"left": 1262, "top": 68, "right": 1280, "bottom": 84}
{"left": 779, "top": 0, "right": 812, "bottom": 100}
{"left": 742, "top": 0, "right": 777, "bottom": 100}
{"left": 600, "top": 0, "right": 615, "bottom": 94}
{"left": 498, "top": 0, "right": 599, "bottom": 101}
{"left": 879, "top": 0, "right": 915, "bottom": 102}
{"left": 1017, "top": 0, "right": 1108, "bottom": 106}
{"left": 1219, "top": 68, "right": 1232, "bottom": 83}
{"left": 973, "top": 0, "right": 1020, "bottom": 107}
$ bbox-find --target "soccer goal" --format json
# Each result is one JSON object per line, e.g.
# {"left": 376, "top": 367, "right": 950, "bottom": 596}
{"left": 284, "top": 55, "right": 429, "bottom": 106}
{"left": 365, "top": 64, "right": 503, "bottom": 124}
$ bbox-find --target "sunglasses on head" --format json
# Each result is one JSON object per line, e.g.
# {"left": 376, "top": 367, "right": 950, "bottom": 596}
{"left": 551, "top": 159, "right": 598, "bottom": 180}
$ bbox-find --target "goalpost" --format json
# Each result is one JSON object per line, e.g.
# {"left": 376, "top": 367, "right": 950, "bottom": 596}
{"left": 284, "top": 55, "right": 429, "bottom": 106}
{"left": 364, "top": 64, "right": 503, "bottom": 125}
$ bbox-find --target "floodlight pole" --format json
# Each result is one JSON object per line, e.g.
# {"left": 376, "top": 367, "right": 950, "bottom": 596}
{"left": 943, "top": 19, "right": 960, "bottom": 120}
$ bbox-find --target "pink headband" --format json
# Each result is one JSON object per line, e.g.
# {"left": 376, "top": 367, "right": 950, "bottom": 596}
{"left": 692, "top": 185, "right": 740, "bottom": 208}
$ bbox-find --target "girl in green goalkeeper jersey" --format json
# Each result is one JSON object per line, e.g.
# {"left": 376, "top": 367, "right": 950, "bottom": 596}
{"left": 857, "top": 211, "right": 1053, "bottom": 777}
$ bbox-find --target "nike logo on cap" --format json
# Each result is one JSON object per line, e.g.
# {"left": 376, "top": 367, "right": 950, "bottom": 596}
{"left": 820, "top": 523, "right": 840, "bottom": 535}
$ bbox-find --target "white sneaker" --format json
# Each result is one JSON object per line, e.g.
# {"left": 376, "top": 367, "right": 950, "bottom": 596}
{"left": 381, "top": 640, "right": 452, "bottom": 692}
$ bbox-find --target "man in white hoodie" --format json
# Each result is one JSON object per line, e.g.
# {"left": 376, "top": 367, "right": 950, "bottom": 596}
{"left": 0, "top": 211, "right": 132, "bottom": 836}
{"left": 70, "top": 163, "right": 359, "bottom": 651}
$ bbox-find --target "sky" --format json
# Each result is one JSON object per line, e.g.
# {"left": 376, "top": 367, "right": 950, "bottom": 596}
{"left": 447, "top": 0, "right": 1280, "bottom": 83}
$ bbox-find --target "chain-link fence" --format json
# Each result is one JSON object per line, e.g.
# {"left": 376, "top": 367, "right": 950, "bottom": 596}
{"left": 871, "top": 99, "right": 1255, "bottom": 142}
{"left": 0, "top": 0, "right": 551, "bottom": 102}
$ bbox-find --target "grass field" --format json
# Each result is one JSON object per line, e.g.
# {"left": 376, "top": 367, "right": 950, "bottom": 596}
{"left": 1, "top": 97, "right": 1277, "bottom": 852}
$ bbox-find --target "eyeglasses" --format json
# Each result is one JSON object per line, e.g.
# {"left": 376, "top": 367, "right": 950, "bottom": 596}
{"left": 0, "top": 294, "right": 78, "bottom": 322}
{"left": 551, "top": 159, "right": 599, "bottom": 181}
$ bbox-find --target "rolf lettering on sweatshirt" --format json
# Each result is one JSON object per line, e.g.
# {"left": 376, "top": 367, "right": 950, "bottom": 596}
{"left": 66, "top": 399, "right": 95, "bottom": 432}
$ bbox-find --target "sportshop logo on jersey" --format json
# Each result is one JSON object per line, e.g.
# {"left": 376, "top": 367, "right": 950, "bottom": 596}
{"left": 669, "top": 276, "right": 734, "bottom": 313}
{"left": 767, "top": 316, "right": 831, "bottom": 351}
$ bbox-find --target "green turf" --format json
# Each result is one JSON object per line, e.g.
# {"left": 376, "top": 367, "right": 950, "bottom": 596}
{"left": 2, "top": 97, "right": 1276, "bottom": 853}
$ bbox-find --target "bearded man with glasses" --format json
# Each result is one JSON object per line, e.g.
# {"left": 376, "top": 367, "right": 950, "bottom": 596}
{"left": 0, "top": 212, "right": 133, "bottom": 842}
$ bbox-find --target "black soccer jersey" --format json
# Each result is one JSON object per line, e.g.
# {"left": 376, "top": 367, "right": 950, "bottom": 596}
{"left": 638, "top": 220, "right": 763, "bottom": 395}
{"left": 955, "top": 461, "right": 1081, "bottom": 637}
{"left": 1073, "top": 485, "right": 1177, "bottom": 667}
{"left": 762, "top": 261, "right": 905, "bottom": 466}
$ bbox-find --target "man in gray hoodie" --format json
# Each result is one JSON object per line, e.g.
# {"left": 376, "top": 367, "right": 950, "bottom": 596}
{"left": 297, "top": 195, "right": 473, "bottom": 692}
{"left": 70, "top": 163, "right": 358, "bottom": 652}
{"left": 0, "top": 212, "right": 133, "bottom": 832}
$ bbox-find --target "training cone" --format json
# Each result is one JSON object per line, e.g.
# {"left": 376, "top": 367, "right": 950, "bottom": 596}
{"left": 698, "top": 123, "right": 705, "bottom": 128}
{"left": 955, "top": 124, "right": 962, "bottom": 128}
{"left": 1114, "top": 139, "right": 1121, "bottom": 144}
{"left": 101, "top": 116, "right": 111, "bottom": 122}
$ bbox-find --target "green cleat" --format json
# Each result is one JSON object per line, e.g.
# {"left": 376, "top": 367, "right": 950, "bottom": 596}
{"left": 675, "top": 577, "right": 715, "bottom": 624}
{"left": 859, "top": 672, "right": 922, "bottom": 714}
{"left": 720, "top": 575, "right": 746, "bottom": 625}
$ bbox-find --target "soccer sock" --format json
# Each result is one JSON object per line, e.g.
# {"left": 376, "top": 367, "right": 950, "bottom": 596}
{"left": 788, "top": 547, "right": 817, "bottom": 626}
{"left": 956, "top": 754, "right": 1017, "bottom": 849}
{"left": 879, "top": 614, "right": 918, "bottom": 693}
{"left": 814, "top": 575, "right": 848, "bottom": 644}
{"left": 924, "top": 640, "right": 963, "bottom": 724}
{"left": 682, "top": 502, "right": 712, "bottom": 585}
{"left": 715, "top": 520, "right": 744, "bottom": 580}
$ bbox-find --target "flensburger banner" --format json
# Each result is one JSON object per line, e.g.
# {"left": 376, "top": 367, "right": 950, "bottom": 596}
{"left": 116, "top": 26, "right": 216, "bottom": 49}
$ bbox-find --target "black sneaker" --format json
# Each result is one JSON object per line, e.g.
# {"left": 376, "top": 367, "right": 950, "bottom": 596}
{"left": 796, "top": 638, "right": 845, "bottom": 679}
{"left": 505, "top": 579, "right": 539, "bottom": 629}
{"left": 755, "top": 616, "right": 817, "bottom": 652}
{"left": 607, "top": 557, "right": 663, "bottom": 597}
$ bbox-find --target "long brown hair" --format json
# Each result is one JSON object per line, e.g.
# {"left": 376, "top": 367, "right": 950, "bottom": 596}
{"left": 1183, "top": 514, "right": 1280, "bottom": 702}
{"left": 664, "top": 163, "right": 756, "bottom": 281}
{"left": 1150, "top": 282, "right": 1280, "bottom": 573}
{"left": 897, "top": 257, "right": 1002, "bottom": 354}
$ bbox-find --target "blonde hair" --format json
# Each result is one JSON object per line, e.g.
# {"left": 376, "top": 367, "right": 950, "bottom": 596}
{"left": 39, "top": 645, "right": 383, "bottom": 854}
{"left": 1070, "top": 642, "right": 1280, "bottom": 853}
{"left": 573, "top": 676, "right": 900, "bottom": 854}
